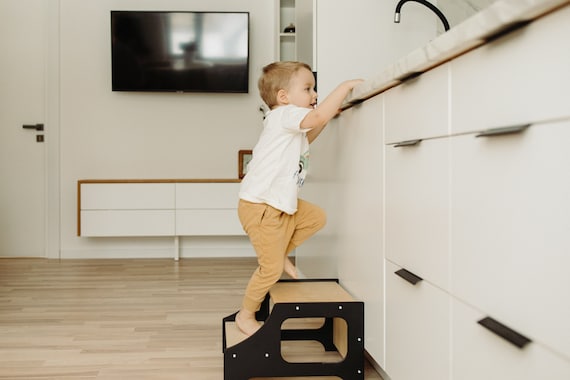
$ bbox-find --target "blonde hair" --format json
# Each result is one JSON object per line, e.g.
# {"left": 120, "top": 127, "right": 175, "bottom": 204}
{"left": 258, "top": 61, "right": 312, "bottom": 109}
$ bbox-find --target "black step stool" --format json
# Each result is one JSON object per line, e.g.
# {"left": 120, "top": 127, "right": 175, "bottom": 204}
{"left": 222, "top": 279, "right": 365, "bottom": 379}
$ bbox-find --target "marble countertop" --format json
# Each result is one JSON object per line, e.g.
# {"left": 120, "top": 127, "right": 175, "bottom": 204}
{"left": 344, "top": 0, "right": 569, "bottom": 108}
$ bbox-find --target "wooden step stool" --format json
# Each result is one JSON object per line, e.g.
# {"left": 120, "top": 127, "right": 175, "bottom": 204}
{"left": 222, "top": 279, "right": 365, "bottom": 379}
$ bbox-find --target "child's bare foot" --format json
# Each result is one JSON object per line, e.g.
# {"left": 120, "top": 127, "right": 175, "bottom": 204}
{"left": 235, "top": 309, "right": 261, "bottom": 337}
{"left": 284, "top": 257, "right": 298, "bottom": 279}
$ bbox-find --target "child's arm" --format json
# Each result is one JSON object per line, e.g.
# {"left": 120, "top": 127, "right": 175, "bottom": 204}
{"left": 303, "top": 79, "right": 363, "bottom": 143}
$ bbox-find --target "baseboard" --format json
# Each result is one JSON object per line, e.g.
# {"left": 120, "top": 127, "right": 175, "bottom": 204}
{"left": 60, "top": 246, "right": 256, "bottom": 259}
{"left": 60, "top": 248, "right": 175, "bottom": 259}
{"left": 179, "top": 246, "right": 256, "bottom": 258}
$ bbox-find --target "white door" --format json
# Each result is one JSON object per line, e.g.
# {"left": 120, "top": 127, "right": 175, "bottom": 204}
{"left": 0, "top": 0, "right": 47, "bottom": 257}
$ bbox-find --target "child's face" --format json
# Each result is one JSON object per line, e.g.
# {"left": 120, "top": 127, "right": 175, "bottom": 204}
{"left": 283, "top": 68, "right": 318, "bottom": 109}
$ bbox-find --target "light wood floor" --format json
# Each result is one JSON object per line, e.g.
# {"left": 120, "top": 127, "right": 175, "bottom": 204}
{"left": 0, "top": 258, "right": 383, "bottom": 379}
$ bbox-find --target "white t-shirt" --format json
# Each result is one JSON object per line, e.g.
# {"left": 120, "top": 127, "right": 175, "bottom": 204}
{"left": 239, "top": 105, "right": 312, "bottom": 214}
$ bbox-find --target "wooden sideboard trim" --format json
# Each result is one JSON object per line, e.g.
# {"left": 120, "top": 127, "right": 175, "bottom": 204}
{"left": 78, "top": 178, "right": 241, "bottom": 184}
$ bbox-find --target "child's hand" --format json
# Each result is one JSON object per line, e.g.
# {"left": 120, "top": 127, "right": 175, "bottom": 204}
{"left": 343, "top": 79, "right": 365, "bottom": 90}
{"left": 304, "top": 78, "right": 365, "bottom": 142}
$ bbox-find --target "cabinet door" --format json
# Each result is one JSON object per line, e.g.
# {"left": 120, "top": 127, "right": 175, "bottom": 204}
{"left": 81, "top": 210, "right": 175, "bottom": 237}
{"left": 452, "top": 299, "right": 570, "bottom": 380}
{"left": 385, "top": 137, "right": 450, "bottom": 290}
{"left": 175, "top": 183, "right": 240, "bottom": 209}
{"left": 175, "top": 183, "right": 242, "bottom": 236}
{"left": 451, "top": 5, "right": 570, "bottom": 134}
{"left": 384, "top": 63, "right": 449, "bottom": 144}
{"left": 79, "top": 183, "right": 175, "bottom": 236}
{"left": 295, "top": 0, "right": 313, "bottom": 67}
{"left": 386, "top": 260, "right": 450, "bottom": 380}
{"left": 334, "top": 96, "right": 384, "bottom": 365}
{"left": 451, "top": 120, "right": 570, "bottom": 358}
{"left": 81, "top": 183, "right": 175, "bottom": 210}
{"left": 176, "top": 210, "right": 244, "bottom": 236}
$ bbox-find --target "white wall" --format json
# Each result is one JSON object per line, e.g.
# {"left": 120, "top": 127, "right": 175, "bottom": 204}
{"left": 438, "top": 0, "right": 497, "bottom": 32}
{"left": 55, "top": 0, "right": 485, "bottom": 259}
{"left": 314, "top": 0, "right": 437, "bottom": 98}
{"left": 58, "top": 0, "right": 275, "bottom": 258}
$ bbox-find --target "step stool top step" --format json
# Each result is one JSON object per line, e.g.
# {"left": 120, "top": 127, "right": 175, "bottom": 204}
{"left": 270, "top": 281, "right": 355, "bottom": 304}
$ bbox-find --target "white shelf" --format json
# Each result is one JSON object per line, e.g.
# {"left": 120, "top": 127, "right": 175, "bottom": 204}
{"left": 277, "top": 0, "right": 314, "bottom": 66}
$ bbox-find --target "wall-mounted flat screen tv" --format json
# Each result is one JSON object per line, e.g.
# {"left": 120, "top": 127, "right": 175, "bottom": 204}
{"left": 111, "top": 11, "right": 249, "bottom": 93}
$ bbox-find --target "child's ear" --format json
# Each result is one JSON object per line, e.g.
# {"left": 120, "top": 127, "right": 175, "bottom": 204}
{"left": 277, "top": 89, "right": 289, "bottom": 105}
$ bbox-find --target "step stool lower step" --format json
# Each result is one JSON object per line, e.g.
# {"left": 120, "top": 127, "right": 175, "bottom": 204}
{"left": 225, "top": 317, "right": 333, "bottom": 348}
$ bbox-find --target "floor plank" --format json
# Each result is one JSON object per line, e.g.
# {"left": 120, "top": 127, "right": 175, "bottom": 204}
{"left": 0, "top": 258, "right": 383, "bottom": 379}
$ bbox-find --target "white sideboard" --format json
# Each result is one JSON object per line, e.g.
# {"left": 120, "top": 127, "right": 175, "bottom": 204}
{"left": 78, "top": 179, "right": 244, "bottom": 260}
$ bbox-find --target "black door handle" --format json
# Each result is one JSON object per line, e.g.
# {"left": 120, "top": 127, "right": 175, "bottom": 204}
{"left": 22, "top": 123, "right": 44, "bottom": 131}
{"left": 477, "top": 316, "right": 532, "bottom": 349}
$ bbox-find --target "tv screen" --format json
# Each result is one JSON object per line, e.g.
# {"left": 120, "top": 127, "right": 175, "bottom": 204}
{"left": 111, "top": 11, "right": 249, "bottom": 93}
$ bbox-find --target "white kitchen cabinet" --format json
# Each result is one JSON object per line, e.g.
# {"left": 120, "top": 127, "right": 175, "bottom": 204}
{"left": 335, "top": 96, "right": 384, "bottom": 364}
{"left": 298, "top": 95, "right": 385, "bottom": 365}
{"left": 385, "top": 136, "right": 450, "bottom": 290}
{"left": 385, "top": 260, "right": 451, "bottom": 380}
{"left": 384, "top": 63, "right": 449, "bottom": 144}
{"left": 451, "top": 120, "right": 570, "bottom": 359}
{"left": 452, "top": 299, "right": 570, "bottom": 380}
{"left": 301, "top": 3, "right": 570, "bottom": 377}
{"left": 451, "top": 5, "right": 570, "bottom": 135}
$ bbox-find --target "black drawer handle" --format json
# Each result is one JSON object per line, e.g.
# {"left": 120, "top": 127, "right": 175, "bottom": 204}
{"left": 394, "top": 139, "right": 422, "bottom": 148}
{"left": 394, "top": 268, "right": 423, "bottom": 285}
{"left": 396, "top": 71, "right": 422, "bottom": 82}
{"left": 476, "top": 123, "right": 531, "bottom": 138}
{"left": 477, "top": 317, "right": 532, "bottom": 349}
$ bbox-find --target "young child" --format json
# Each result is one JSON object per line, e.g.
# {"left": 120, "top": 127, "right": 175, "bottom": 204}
{"left": 236, "top": 61, "right": 363, "bottom": 336}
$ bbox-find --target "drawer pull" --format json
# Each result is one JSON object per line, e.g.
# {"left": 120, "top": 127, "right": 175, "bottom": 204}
{"left": 394, "top": 268, "right": 423, "bottom": 285}
{"left": 396, "top": 71, "right": 422, "bottom": 82}
{"left": 477, "top": 317, "right": 532, "bottom": 349}
{"left": 394, "top": 139, "right": 422, "bottom": 148}
{"left": 476, "top": 123, "right": 531, "bottom": 138}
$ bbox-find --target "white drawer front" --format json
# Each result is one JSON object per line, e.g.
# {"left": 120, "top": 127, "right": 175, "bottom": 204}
{"left": 452, "top": 299, "right": 570, "bottom": 380}
{"left": 385, "top": 260, "right": 451, "bottom": 380}
{"left": 176, "top": 209, "right": 244, "bottom": 236}
{"left": 176, "top": 183, "right": 240, "bottom": 209}
{"left": 385, "top": 63, "right": 449, "bottom": 144}
{"left": 385, "top": 137, "right": 450, "bottom": 290}
{"left": 81, "top": 210, "right": 175, "bottom": 236}
{"left": 81, "top": 183, "right": 175, "bottom": 210}
{"left": 451, "top": 121, "right": 570, "bottom": 358}
{"left": 451, "top": 6, "right": 570, "bottom": 134}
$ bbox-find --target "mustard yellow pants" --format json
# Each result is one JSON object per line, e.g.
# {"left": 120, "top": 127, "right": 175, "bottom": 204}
{"left": 238, "top": 199, "right": 326, "bottom": 313}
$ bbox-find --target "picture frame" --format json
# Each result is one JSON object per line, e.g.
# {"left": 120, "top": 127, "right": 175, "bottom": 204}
{"left": 238, "top": 150, "right": 253, "bottom": 179}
